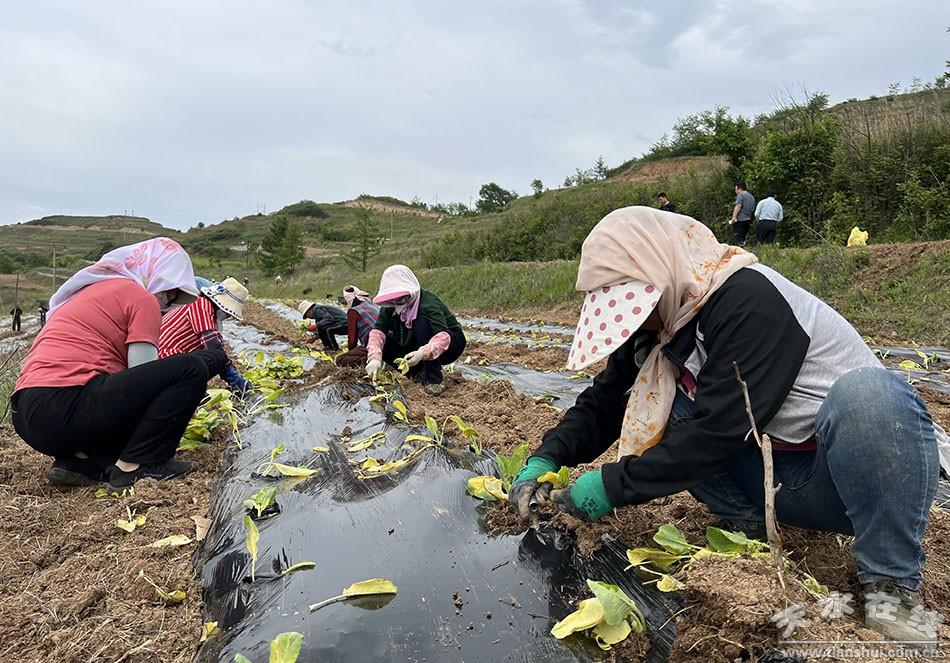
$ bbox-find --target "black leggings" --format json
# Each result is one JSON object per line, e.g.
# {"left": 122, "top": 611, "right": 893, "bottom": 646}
{"left": 317, "top": 324, "right": 348, "bottom": 351}
{"left": 382, "top": 318, "right": 466, "bottom": 384}
{"left": 11, "top": 350, "right": 225, "bottom": 467}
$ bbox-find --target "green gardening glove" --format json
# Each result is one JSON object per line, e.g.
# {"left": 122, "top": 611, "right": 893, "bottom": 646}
{"left": 551, "top": 470, "right": 613, "bottom": 521}
{"left": 509, "top": 456, "right": 559, "bottom": 517}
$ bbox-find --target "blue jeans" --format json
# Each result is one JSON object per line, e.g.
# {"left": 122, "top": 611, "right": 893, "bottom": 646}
{"left": 679, "top": 367, "right": 938, "bottom": 590}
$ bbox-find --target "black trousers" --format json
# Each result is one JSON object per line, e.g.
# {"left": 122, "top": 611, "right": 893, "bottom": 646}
{"left": 382, "top": 319, "right": 466, "bottom": 384}
{"left": 757, "top": 220, "right": 778, "bottom": 244}
{"left": 12, "top": 316, "right": 21, "bottom": 332}
{"left": 11, "top": 350, "right": 225, "bottom": 467}
{"left": 317, "top": 324, "right": 348, "bottom": 351}
{"left": 733, "top": 220, "right": 752, "bottom": 245}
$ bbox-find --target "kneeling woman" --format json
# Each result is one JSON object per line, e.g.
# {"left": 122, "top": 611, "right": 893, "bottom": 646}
{"left": 510, "top": 207, "right": 946, "bottom": 643}
{"left": 365, "top": 265, "right": 466, "bottom": 395}
{"left": 11, "top": 239, "right": 226, "bottom": 492}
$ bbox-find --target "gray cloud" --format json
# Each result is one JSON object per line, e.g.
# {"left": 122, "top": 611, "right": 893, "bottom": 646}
{"left": 0, "top": 0, "right": 945, "bottom": 229}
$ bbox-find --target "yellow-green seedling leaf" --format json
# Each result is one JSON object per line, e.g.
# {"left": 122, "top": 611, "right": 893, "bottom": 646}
{"left": 448, "top": 415, "right": 479, "bottom": 443}
{"left": 342, "top": 578, "right": 398, "bottom": 597}
{"left": 269, "top": 631, "right": 305, "bottom": 663}
{"left": 346, "top": 431, "right": 385, "bottom": 453}
{"left": 149, "top": 534, "right": 192, "bottom": 548}
{"left": 392, "top": 400, "right": 408, "bottom": 422}
{"left": 705, "top": 526, "right": 767, "bottom": 554}
{"left": 586, "top": 580, "right": 639, "bottom": 626}
{"left": 655, "top": 574, "right": 686, "bottom": 592}
{"left": 271, "top": 463, "right": 318, "bottom": 478}
{"left": 139, "top": 571, "right": 187, "bottom": 604}
{"left": 466, "top": 475, "right": 508, "bottom": 501}
{"left": 404, "top": 434, "right": 434, "bottom": 443}
{"left": 360, "top": 457, "right": 380, "bottom": 470}
{"left": 550, "top": 598, "right": 605, "bottom": 639}
{"left": 424, "top": 415, "right": 440, "bottom": 439}
{"left": 234, "top": 656, "right": 252, "bottom": 663}
{"left": 536, "top": 466, "right": 571, "bottom": 489}
{"left": 626, "top": 547, "right": 683, "bottom": 573}
{"left": 312, "top": 446, "right": 330, "bottom": 453}
{"left": 282, "top": 561, "right": 317, "bottom": 576}
{"left": 802, "top": 574, "right": 830, "bottom": 598}
{"left": 199, "top": 621, "right": 219, "bottom": 643}
{"left": 244, "top": 515, "right": 260, "bottom": 582}
{"left": 205, "top": 388, "right": 232, "bottom": 407}
{"left": 593, "top": 618, "right": 632, "bottom": 650}
{"left": 394, "top": 357, "right": 410, "bottom": 375}
{"left": 654, "top": 524, "right": 694, "bottom": 555}
{"left": 899, "top": 359, "right": 923, "bottom": 371}
{"left": 243, "top": 486, "right": 278, "bottom": 518}
{"left": 496, "top": 442, "right": 529, "bottom": 489}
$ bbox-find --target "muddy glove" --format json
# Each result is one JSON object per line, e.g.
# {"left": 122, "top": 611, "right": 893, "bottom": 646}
{"left": 550, "top": 470, "right": 613, "bottom": 522}
{"left": 508, "top": 456, "right": 559, "bottom": 518}
{"left": 365, "top": 359, "right": 382, "bottom": 382}
{"left": 403, "top": 349, "right": 426, "bottom": 367}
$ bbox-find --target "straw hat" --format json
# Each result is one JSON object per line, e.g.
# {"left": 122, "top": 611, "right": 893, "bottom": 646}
{"left": 297, "top": 300, "right": 315, "bottom": 317}
{"left": 201, "top": 277, "right": 248, "bottom": 321}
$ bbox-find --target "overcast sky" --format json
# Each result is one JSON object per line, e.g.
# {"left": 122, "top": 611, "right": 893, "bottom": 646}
{"left": 0, "top": 1, "right": 945, "bottom": 229}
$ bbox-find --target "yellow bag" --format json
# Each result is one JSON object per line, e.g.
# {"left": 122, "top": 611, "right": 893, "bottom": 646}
{"left": 847, "top": 226, "right": 868, "bottom": 247}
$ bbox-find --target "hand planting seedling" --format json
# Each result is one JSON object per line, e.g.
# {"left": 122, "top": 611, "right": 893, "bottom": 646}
{"left": 234, "top": 631, "right": 304, "bottom": 663}
{"left": 308, "top": 578, "right": 398, "bottom": 612}
{"left": 551, "top": 580, "right": 646, "bottom": 651}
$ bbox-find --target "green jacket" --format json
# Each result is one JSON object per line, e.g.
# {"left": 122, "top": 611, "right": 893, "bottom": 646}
{"left": 375, "top": 289, "right": 460, "bottom": 346}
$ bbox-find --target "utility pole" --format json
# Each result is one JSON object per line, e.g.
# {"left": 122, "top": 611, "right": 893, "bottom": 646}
{"left": 14, "top": 273, "right": 19, "bottom": 307}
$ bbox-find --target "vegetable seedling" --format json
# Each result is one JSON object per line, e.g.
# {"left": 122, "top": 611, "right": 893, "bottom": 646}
{"left": 255, "top": 444, "right": 318, "bottom": 478}
{"left": 234, "top": 631, "right": 304, "bottom": 663}
{"left": 550, "top": 580, "right": 645, "bottom": 651}
{"left": 244, "top": 486, "right": 279, "bottom": 519}
{"left": 244, "top": 515, "right": 260, "bottom": 582}
{"left": 308, "top": 578, "right": 398, "bottom": 612}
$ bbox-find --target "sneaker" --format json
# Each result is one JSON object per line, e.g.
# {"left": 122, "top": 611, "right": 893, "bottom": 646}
{"left": 106, "top": 459, "right": 193, "bottom": 492}
{"left": 424, "top": 382, "right": 446, "bottom": 396}
{"left": 47, "top": 456, "right": 104, "bottom": 487}
{"left": 863, "top": 579, "right": 941, "bottom": 645}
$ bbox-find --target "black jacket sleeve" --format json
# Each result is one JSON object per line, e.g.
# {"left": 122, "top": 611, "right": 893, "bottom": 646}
{"left": 532, "top": 332, "right": 653, "bottom": 466}
{"left": 601, "top": 270, "right": 810, "bottom": 505}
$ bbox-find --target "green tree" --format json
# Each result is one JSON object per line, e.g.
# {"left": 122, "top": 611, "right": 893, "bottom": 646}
{"left": 476, "top": 182, "right": 518, "bottom": 213}
{"left": 340, "top": 209, "right": 383, "bottom": 272}
{"left": 593, "top": 157, "right": 609, "bottom": 180}
{"left": 645, "top": 106, "right": 753, "bottom": 168}
{"left": 258, "top": 216, "right": 306, "bottom": 276}
{"left": 531, "top": 179, "right": 544, "bottom": 198}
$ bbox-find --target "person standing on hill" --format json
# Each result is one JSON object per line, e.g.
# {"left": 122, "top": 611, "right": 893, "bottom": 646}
{"left": 510, "top": 207, "right": 947, "bottom": 645}
{"left": 335, "top": 285, "right": 380, "bottom": 367}
{"left": 38, "top": 303, "right": 48, "bottom": 329}
{"left": 10, "top": 305, "right": 22, "bottom": 332}
{"left": 365, "top": 265, "right": 467, "bottom": 396}
{"left": 159, "top": 276, "right": 253, "bottom": 396}
{"left": 730, "top": 182, "right": 756, "bottom": 246}
{"left": 10, "top": 238, "right": 225, "bottom": 492}
{"left": 298, "top": 301, "right": 349, "bottom": 351}
{"left": 657, "top": 193, "right": 676, "bottom": 213}
{"left": 754, "top": 190, "right": 784, "bottom": 244}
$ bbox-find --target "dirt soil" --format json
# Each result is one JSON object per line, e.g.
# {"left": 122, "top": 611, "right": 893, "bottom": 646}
{"left": 242, "top": 300, "right": 308, "bottom": 346}
{"left": 0, "top": 424, "right": 227, "bottom": 663}
{"left": 465, "top": 341, "right": 572, "bottom": 373}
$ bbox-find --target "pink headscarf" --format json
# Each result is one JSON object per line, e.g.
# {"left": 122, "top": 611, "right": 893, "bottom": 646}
{"left": 343, "top": 284, "right": 371, "bottom": 307}
{"left": 571, "top": 207, "right": 757, "bottom": 458}
{"left": 373, "top": 265, "right": 421, "bottom": 327}
{"left": 49, "top": 238, "right": 198, "bottom": 318}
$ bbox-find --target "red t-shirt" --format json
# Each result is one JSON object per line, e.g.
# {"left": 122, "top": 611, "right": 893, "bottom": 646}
{"left": 15, "top": 279, "right": 161, "bottom": 391}
{"left": 158, "top": 297, "right": 218, "bottom": 358}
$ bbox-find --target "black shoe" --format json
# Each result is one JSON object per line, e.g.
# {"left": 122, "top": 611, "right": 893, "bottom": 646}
{"left": 47, "top": 456, "right": 104, "bottom": 487}
{"left": 106, "top": 459, "right": 193, "bottom": 492}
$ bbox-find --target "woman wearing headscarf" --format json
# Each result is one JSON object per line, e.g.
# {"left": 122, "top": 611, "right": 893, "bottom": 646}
{"left": 11, "top": 238, "right": 226, "bottom": 492}
{"left": 365, "top": 265, "right": 466, "bottom": 395}
{"left": 335, "top": 285, "right": 381, "bottom": 368}
{"left": 159, "top": 276, "right": 253, "bottom": 395}
{"left": 509, "top": 207, "right": 947, "bottom": 643}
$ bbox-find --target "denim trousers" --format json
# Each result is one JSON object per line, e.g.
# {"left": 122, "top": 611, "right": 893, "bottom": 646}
{"left": 679, "top": 366, "right": 938, "bottom": 590}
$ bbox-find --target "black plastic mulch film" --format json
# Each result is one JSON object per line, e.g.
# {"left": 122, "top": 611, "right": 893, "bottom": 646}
{"left": 199, "top": 307, "right": 948, "bottom": 662}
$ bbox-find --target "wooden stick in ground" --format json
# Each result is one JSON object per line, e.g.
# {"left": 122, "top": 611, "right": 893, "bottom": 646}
{"left": 733, "top": 362, "right": 784, "bottom": 582}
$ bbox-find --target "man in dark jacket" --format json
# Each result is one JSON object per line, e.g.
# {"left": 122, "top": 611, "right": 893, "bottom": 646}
{"left": 298, "top": 300, "right": 348, "bottom": 351}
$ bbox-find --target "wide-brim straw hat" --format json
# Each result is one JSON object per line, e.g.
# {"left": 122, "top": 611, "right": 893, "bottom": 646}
{"left": 201, "top": 277, "right": 248, "bottom": 321}
{"left": 297, "top": 300, "right": 315, "bottom": 317}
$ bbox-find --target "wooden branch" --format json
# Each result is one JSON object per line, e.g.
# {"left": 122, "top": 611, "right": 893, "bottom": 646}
{"left": 733, "top": 362, "right": 785, "bottom": 582}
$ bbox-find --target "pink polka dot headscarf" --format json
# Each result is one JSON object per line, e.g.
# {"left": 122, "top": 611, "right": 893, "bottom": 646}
{"left": 569, "top": 206, "right": 757, "bottom": 458}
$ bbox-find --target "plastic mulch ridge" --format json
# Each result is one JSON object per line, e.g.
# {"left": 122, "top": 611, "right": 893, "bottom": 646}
{"left": 199, "top": 318, "right": 678, "bottom": 662}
